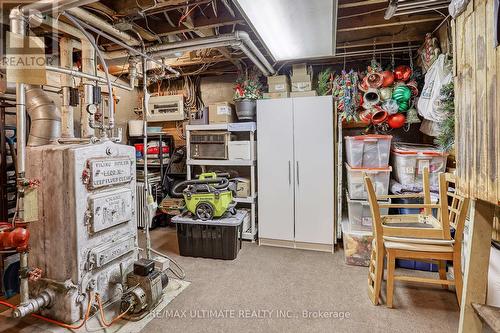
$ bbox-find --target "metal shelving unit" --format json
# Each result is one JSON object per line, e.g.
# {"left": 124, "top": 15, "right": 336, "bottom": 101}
{"left": 185, "top": 122, "right": 257, "bottom": 242}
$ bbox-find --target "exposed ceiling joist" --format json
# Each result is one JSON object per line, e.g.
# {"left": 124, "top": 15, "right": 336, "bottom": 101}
{"left": 338, "top": 0, "right": 387, "bottom": 9}
{"left": 337, "top": 16, "right": 443, "bottom": 32}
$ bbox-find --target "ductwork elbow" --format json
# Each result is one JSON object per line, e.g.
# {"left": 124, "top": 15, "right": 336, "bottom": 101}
{"left": 234, "top": 30, "right": 275, "bottom": 75}
{"left": 25, "top": 85, "right": 61, "bottom": 146}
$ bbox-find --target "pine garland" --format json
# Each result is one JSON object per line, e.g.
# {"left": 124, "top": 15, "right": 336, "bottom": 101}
{"left": 434, "top": 82, "right": 455, "bottom": 151}
{"left": 317, "top": 68, "right": 334, "bottom": 96}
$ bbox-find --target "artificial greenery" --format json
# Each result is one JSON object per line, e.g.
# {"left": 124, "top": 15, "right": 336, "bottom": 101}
{"left": 434, "top": 82, "right": 455, "bottom": 152}
{"left": 233, "top": 72, "right": 263, "bottom": 100}
{"left": 316, "top": 68, "right": 334, "bottom": 96}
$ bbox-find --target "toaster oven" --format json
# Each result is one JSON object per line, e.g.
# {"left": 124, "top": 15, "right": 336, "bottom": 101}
{"left": 190, "top": 131, "right": 233, "bottom": 160}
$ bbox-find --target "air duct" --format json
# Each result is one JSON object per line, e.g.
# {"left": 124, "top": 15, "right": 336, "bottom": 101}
{"left": 107, "top": 31, "right": 275, "bottom": 75}
{"left": 25, "top": 85, "right": 61, "bottom": 146}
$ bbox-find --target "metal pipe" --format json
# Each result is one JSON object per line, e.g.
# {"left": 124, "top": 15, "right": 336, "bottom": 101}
{"left": 234, "top": 31, "right": 275, "bottom": 75}
{"left": 46, "top": 66, "right": 134, "bottom": 91}
{"left": 20, "top": 0, "right": 95, "bottom": 14}
{"left": 81, "top": 39, "right": 96, "bottom": 138}
{"left": 67, "top": 8, "right": 140, "bottom": 46}
{"left": 25, "top": 85, "right": 61, "bottom": 146}
{"left": 9, "top": 7, "right": 28, "bottom": 304}
{"left": 239, "top": 43, "right": 270, "bottom": 76}
{"left": 398, "top": 0, "right": 448, "bottom": 8}
{"left": 63, "top": 13, "right": 179, "bottom": 76}
{"left": 59, "top": 37, "right": 74, "bottom": 138}
{"left": 334, "top": 45, "right": 419, "bottom": 57}
{"left": 394, "top": 5, "right": 449, "bottom": 15}
{"left": 12, "top": 289, "right": 55, "bottom": 318}
{"left": 62, "top": 13, "right": 115, "bottom": 134}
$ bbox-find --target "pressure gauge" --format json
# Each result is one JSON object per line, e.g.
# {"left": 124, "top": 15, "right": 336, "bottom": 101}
{"left": 86, "top": 104, "right": 97, "bottom": 114}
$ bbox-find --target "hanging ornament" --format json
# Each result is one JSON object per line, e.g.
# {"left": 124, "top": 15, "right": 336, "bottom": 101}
{"left": 398, "top": 100, "right": 410, "bottom": 112}
{"left": 367, "top": 72, "right": 384, "bottom": 88}
{"left": 358, "top": 76, "right": 370, "bottom": 92}
{"left": 387, "top": 113, "right": 406, "bottom": 128}
{"left": 359, "top": 109, "right": 374, "bottom": 124}
{"left": 379, "top": 87, "right": 393, "bottom": 101}
{"left": 392, "top": 84, "right": 411, "bottom": 102}
{"left": 394, "top": 65, "right": 412, "bottom": 82}
{"left": 382, "top": 99, "right": 399, "bottom": 115}
{"left": 381, "top": 70, "right": 395, "bottom": 87}
{"left": 405, "top": 107, "right": 421, "bottom": 124}
{"left": 363, "top": 89, "right": 380, "bottom": 109}
{"left": 371, "top": 109, "right": 388, "bottom": 125}
{"left": 406, "top": 80, "right": 419, "bottom": 97}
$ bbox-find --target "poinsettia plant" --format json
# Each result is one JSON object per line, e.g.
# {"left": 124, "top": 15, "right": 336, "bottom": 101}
{"left": 233, "top": 74, "right": 263, "bottom": 100}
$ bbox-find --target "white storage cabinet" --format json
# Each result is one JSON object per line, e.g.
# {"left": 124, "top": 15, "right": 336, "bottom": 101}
{"left": 257, "top": 96, "right": 334, "bottom": 251}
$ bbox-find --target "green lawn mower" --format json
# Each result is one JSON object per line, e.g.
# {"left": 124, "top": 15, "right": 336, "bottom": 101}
{"left": 172, "top": 172, "right": 236, "bottom": 220}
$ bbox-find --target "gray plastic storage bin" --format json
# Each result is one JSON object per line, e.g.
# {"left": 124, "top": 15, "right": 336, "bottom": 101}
{"left": 347, "top": 194, "right": 390, "bottom": 232}
{"left": 391, "top": 143, "right": 448, "bottom": 187}
{"left": 346, "top": 164, "right": 391, "bottom": 200}
{"left": 345, "top": 135, "right": 392, "bottom": 168}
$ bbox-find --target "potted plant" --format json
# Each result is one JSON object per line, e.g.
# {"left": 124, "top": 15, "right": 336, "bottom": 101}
{"left": 233, "top": 73, "right": 262, "bottom": 121}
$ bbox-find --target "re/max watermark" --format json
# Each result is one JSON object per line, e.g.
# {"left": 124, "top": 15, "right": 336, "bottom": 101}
{"left": 150, "top": 309, "right": 351, "bottom": 320}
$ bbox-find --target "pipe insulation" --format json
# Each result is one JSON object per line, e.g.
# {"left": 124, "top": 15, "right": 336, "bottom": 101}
{"left": 25, "top": 85, "right": 61, "bottom": 146}
{"left": 67, "top": 8, "right": 140, "bottom": 46}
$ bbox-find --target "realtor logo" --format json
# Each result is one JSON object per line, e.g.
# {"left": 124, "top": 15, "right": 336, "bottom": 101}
{"left": 0, "top": 1, "right": 58, "bottom": 83}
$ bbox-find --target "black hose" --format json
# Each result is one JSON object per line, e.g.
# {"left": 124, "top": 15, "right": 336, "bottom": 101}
{"left": 171, "top": 177, "right": 229, "bottom": 197}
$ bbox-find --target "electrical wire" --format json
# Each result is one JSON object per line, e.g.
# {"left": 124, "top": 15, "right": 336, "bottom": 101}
{"left": 95, "top": 293, "right": 132, "bottom": 327}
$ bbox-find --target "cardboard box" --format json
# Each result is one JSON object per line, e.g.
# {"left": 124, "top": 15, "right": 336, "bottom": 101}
{"left": 290, "top": 91, "right": 317, "bottom": 98}
{"left": 291, "top": 74, "right": 312, "bottom": 92}
{"left": 292, "top": 63, "right": 310, "bottom": 76}
{"left": 263, "top": 92, "right": 289, "bottom": 99}
{"left": 208, "top": 102, "right": 235, "bottom": 124}
{"left": 267, "top": 75, "right": 290, "bottom": 93}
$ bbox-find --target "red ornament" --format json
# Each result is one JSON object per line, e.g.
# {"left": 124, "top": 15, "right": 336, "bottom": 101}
{"left": 381, "top": 70, "right": 395, "bottom": 87}
{"left": 387, "top": 113, "right": 406, "bottom": 128}
{"left": 394, "top": 65, "right": 412, "bottom": 82}
{"left": 371, "top": 110, "right": 388, "bottom": 125}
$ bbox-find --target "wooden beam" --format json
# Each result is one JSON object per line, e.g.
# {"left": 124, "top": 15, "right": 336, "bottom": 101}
{"left": 472, "top": 303, "right": 500, "bottom": 332}
{"left": 459, "top": 200, "right": 495, "bottom": 333}
{"left": 337, "top": 16, "right": 443, "bottom": 32}
{"left": 338, "top": 0, "right": 387, "bottom": 9}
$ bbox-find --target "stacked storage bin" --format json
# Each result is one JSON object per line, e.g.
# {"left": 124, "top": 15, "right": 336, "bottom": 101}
{"left": 343, "top": 135, "right": 392, "bottom": 266}
{"left": 390, "top": 142, "right": 448, "bottom": 271}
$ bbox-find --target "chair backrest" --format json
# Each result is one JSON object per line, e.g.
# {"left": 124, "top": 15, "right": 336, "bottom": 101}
{"left": 439, "top": 173, "right": 470, "bottom": 245}
{"left": 364, "top": 176, "right": 384, "bottom": 247}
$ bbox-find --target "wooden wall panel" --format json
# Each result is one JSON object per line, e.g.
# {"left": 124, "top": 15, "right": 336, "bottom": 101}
{"left": 454, "top": 0, "right": 500, "bottom": 205}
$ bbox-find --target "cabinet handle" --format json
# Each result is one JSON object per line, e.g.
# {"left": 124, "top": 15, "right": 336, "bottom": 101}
{"left": 296, "top": 161, "right": 300, "bottom": 185}
{"left": 288, "top": 161, "right": 291, "bottom": 185}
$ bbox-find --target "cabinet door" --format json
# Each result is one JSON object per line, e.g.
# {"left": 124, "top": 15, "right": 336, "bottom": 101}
{"left": 257, "top": 99, "right": 295, "bottom": 241}
{"left": 293, "top": 96, "right": 334, "bottom": 245}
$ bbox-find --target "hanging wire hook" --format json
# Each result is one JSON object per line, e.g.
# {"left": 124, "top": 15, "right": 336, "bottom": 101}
{"left": 408, "top": 41, "right": 414, "bottom": 71}
{"left": 391, "top": 37, "right": 395, "bottom": 70}
{"left": 343, "top": 43, "right": 347, "bottom": 72}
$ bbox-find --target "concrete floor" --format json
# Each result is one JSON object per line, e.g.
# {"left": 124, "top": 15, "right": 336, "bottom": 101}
{"left": 140, "top": 226, "right": 460, "bottom": 333}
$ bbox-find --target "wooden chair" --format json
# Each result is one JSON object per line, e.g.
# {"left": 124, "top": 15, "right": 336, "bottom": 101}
{"left": 376, "top": 167, "right": 449, "bottom": 240}
{"left": 367, "top": 173, "right": 470, "bottom": 308}
{"left": 367, "top": 167, "right": 444, "bottom": 305}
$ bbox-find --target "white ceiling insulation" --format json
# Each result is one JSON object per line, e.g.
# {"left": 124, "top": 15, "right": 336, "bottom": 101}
{"left": 234, "top": 0, "right": 337, "bottom": 61}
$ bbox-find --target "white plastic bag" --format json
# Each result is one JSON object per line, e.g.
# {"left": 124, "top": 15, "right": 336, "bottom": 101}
{"left": 449, "top": 0, "right": 471, "bottom": 18}
{"left": 417, "top": 54, "right": 452, "bottom": 123}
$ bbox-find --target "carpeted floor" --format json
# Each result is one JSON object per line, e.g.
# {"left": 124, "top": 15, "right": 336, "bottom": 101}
{"left": 140, "top": 226, "right": 460, "bottom": 333}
